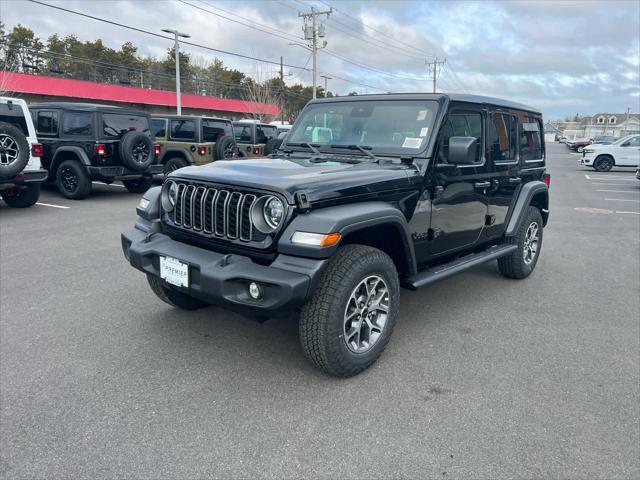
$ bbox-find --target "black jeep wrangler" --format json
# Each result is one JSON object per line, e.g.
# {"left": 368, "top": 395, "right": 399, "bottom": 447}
{"left": 122, "top": 94, "right": 549, "bottom": 377}
{"left": 29, "top": 102, "right": 162, "bottom": 199}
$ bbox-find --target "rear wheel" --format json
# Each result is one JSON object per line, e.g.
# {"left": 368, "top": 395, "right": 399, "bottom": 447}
{"left": 299, "top": 245, "right": 400, "bottom": 377}
{"left": 594, "top": 155, "right": 614, "bottom": 172}
{"left": 498, "top": 206, "right": 543, "bottom": 279}
{"left": 55, "top": 160, "right": 92, "bottom": 200}
{"left": 1, "top": 183, "right": 40, "bottom": 208}
{"left": 122, "top": 177, "right": 153, "bottom": 193}
{"left": 147, "top": 275, "right": 208, "bottom": 310}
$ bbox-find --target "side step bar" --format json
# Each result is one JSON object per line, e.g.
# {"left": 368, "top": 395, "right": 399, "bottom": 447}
{"left": 401, "top": 244, "right": 517, "bottom": 290}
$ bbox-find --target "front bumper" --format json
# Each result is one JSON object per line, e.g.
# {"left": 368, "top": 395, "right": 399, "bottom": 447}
{"left": 89, "top": 164, "right": 164, "bottom": 181}
{"left": 121, "top": 226, "right": 326, "bottom": 314}
{"left": 0, "top": 169, "right": 48, "bottom": 186}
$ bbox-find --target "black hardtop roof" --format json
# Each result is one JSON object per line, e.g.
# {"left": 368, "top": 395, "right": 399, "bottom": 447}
{"left": 232, "top": 121, "right": 276, "bottom": 127}
{"left": 29, "top": 102, "right": 150, "bottom": 115}
{"left": 309, "top": 93, "right": 541, "bottom": 115}
{"left": 152, "top": 114, "right": 231, "bottom": 123}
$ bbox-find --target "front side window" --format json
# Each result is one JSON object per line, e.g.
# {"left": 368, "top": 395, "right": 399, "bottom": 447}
{"left": 233, "top": 124, "right": 253, "bottom": 143}
{"left": 519, "top": 117, "right": 543, "bottom": 161}
{"left": 438, "top": 112, "right": 483, "bottom": 164}
{"left": 488, "top": 113, "right": 517, "bottom": 162}
{"left": 170, "top": 119, "right": 196, "bottom": 141}
{"left": 62, "top": 112, "right": 93, "bottom": 136}
{"left": 202, "top": 120, "right": 230, "bottom": 142}
{"left": 152, "top": 118, "right": 167, "bottom": 138}
{"left": 37, "top": 111, "right": 58, "bottom": 135}
{"left": 102, "top": 114, "right": 150, "bottom": 138}
{"left": 623, "top": 136, "right": 640, "bottom": 147}
{"left": 286, "top": 100, "right": 438, "bottom": 154}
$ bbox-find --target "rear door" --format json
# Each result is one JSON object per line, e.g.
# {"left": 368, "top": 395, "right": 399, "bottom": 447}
{"left": 427, "top": 105, "right": 490, "bottom": 257}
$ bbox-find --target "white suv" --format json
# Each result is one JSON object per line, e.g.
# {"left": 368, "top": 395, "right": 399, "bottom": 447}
{"left": 0, "top": 97, "right": 47, "bottom": 207}
{"left": 579, "top": 134, "right": 640, "bottom": 172}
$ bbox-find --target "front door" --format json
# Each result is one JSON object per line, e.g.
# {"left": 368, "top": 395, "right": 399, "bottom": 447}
{"left": 427, "top": 107, "right": 490, "bottom": 257}
{"left": 619, "top": 135, "right": 640, "bottom": 166}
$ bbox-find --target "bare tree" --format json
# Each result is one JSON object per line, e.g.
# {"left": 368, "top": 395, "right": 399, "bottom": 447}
{"left": 241, "top": 66, "right": 279, "bottom": 121}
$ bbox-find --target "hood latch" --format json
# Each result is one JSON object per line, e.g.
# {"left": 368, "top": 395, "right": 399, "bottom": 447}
{"left": 294, "top": 190, "right": 311, "bottom": 213}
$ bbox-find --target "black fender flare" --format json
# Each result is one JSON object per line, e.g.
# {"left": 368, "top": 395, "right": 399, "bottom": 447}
{"left": 160, "top": 147, "right": 195, "bottom": 165}
{"left": 505, "top": 180, "right": 549, "bottom": 236}
{"left": 278, "top": 201, "right": 417, "bottom": 276}
{"left": 51, "top": 146, "right": 91, "bottom": 173}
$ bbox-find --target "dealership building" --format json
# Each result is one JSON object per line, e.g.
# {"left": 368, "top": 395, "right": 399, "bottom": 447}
{"left": 0, "top": 71, "right": 278, "bottom": 120}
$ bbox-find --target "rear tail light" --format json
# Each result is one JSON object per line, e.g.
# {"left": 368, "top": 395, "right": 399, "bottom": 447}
{"left": 198, "top": 146, "right": 207, "bottom": 156}
{"left": 31, "top": 143, "right": 43, "bottom": 157}
{"left": 254, "top": 147, "right": 260, "bottom": 155}
{"left": 154, "top": 144, "right": 161, "bottom": 156}
{"left": 543, "top": 173, "right": 551, "bottom": 187}
{"left": 95, "top": 144, "right": 106, "bottom": 156}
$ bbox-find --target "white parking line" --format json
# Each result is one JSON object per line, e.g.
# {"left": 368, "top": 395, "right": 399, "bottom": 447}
{"left": 596, "top": 190, "right": 640, "bottom": 193}
{"left": 605, "top": 198, "right": 640, "bottom": 202}
{"left": 36, "top": 202, "right": 70, "bottom": 209}
{"left": 616, "top": 211, "right": 640, "bottom": 215}
{"left": 590, "top": 183, "right": 637, "bottom": 186}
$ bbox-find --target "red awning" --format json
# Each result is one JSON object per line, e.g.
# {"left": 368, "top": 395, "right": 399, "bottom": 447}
{"left": 0, "top": 71, "right": 278, "bottom": 116}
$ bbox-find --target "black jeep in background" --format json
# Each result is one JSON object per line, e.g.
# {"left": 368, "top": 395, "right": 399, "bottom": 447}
{"left": 123, "top": 93, "right": 549, "bottom": 377}
{"left": 29, "top": 102, "right": 162, "bottom": 199}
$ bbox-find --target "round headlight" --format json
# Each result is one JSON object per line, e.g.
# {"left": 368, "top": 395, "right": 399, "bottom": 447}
{"left": 263, "top": 196, "right": 284, "bottom": 229}
{"left": 162, "top": 180, "right": 178, "bottom": 212}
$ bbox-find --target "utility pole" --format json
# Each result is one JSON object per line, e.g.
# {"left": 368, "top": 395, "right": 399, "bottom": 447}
{"left": 298, "top": 6, "right": 332, "bottom": 99}
{"left": 320, "top": 75, "right": 332, "bottom": 97}
{"left": 625, "top": 107, "right": 630, "bottom": 136}
{"left": 162, "top": 28, "right": 190, "bottom": 115}
{"left": 280, "top": 56, "right": 285, "bottom": 124}
{"left": 426, "top": 57, "right": 446, "bottom": 93}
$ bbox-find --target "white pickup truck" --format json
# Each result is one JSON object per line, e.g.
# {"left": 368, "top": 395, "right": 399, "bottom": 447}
{"left": 0, "top": 97, "right": 47, "bottom": 207}
{"left": 580, "top": 134, "right": 640, "bottom": 172}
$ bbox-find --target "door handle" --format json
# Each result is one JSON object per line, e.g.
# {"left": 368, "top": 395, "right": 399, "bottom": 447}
{"left": 508, "top": 177, "right": 522, "bottom": 184}
{"left": 474, "top": 181, "right": 491, "bottom": 190}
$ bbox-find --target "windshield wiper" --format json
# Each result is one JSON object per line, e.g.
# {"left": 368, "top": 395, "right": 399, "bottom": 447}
{"left": 330, "top": 144, "right": 377, "bottom": 161}
{"left": 285, "top": 142, "right": 322, "bottom": 155}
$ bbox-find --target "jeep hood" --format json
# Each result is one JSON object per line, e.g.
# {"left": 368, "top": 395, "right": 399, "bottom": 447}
{"left": 170, "top": 156, "right": 416, "bottom": 205}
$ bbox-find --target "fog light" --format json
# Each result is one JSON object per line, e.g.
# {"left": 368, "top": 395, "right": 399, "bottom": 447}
{"left": 248, "top": 282, "right": 262, "bottom": 299}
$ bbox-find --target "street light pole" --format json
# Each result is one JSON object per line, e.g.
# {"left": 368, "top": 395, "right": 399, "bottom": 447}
{"left": 162, "top": 28, "right": 190, "bottom": 115}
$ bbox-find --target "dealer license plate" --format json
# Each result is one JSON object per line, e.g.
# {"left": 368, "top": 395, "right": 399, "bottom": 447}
{"left": 160, "top": 256, "right": 189, "bottom": 287}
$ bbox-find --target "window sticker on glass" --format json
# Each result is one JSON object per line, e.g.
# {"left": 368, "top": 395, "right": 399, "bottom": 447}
{"left": 402, "top": 137, "right": 423, "bottom": 149}
{"left": 417, "top": 110, "right": 427, "bottom": 121}
{"left": 419, "top": 127, "right": 429, "bottom": 137}
{"left": 522, "top": 122, "right": 540, "bottom": 132}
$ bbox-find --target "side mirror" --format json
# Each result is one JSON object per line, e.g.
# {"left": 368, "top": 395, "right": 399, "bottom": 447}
{"left": 448, "top": 136, "right": 478, "bottom": 165}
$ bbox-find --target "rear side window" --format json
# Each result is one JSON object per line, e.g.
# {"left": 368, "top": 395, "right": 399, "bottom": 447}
{"left": 256, "top": 125, "right": 277, "bottom": 144}
{"left": 233, "top": 124, "right": 253, "bottom": 143}
{"left": 488, "top": 113, "right": 517, "bottom": 162}
{"left": 62, "top": 112, "right": 93, "bottom": 136}
{"left": 202, "top": 120, "right": 230, "bottom": 142}
{"left": 170, "top": 119, "right": 196, "bottom": 141}
{"left": 439, "top": 112, "right": 483, "bottom": 164}
{"left": 37, "top": 111, "right": 58, "bottom": 135}
{"left": 152, "top": 118, "right": 167, "bottom": 138}
{"left": 519, "top": 117, "right": 543, "bottom": 161}
{"left": 102, "top": 114, "right": 150, "bottom": 138}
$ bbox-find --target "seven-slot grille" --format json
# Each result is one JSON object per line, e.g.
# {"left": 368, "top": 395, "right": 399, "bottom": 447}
{"left": 169, "top": 183, "right": 258, "bottom": 242}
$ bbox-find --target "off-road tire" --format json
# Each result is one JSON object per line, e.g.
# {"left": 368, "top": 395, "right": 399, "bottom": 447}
{"left": 119, "top": 131, "right": 155, "bottom": 171}
{"left": 55, "top": 160, "right": 92, "bottom": 200}
{"left": 164, "top": 157, "right": 187, "bottom": 175}
{"left": 594, "top": 155, "right": 614, "bottom": 172}
{"left": 299, "top": 244, "right": 400, "bottom": 377}
{"left": 123, "top": 177, "right": 153, "bottom": 193}
{"left": 213, "top": 135, "right": 237, "bottom": 160}
{"left": 147, "top": 275, "right": 208, "bottom": 310}
{"left": 498, "top": 206, "right": 543, "bottom": 279}
{"left": 0, "top": 121, "right": 30, "bottom": 178}
{"left": 264, "top": 137, "right": 279, "bottom": 156}
{"left": 1, "top": 183, "right": 40, "bottom": 208}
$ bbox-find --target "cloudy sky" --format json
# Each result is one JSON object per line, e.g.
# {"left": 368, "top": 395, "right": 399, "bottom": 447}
{"left": 2, "top": 0, "right": 639, "bottom": 119}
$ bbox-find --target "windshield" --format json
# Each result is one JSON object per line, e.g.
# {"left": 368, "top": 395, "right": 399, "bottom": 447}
{"left": 613, "top": 135, "right": 635, "bottom": 145}
{"left": 286, "top": 100, "right": 438, "bottom": 155}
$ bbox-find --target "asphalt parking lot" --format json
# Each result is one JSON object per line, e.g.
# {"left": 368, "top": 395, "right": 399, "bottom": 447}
{"left": 1, "top": 143, "right": 638, "bottom": 478}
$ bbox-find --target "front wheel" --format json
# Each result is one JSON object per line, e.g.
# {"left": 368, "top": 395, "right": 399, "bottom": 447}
{"left": 498, "top": 206, "right": 543, "bottom": 279}
{"left": 123, "top": 177, "right": 153, "bottom": 193}
{"left": 299, "top": 245, "right": 400, "bottom": 377}
{"left": 1, "top": 183, "right": 41, "bottom": 208}
{"left": 594, "top": 155, "right": 614, "bottom": 172}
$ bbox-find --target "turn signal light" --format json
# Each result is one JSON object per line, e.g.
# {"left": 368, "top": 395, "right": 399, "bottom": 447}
{"left": 31, "top": 143, "right": 43, "bottom": 157}
{"left": 198, "top": 146, "right": 207, "bottom": 155}
{"left": 291, "top": 231, "right": 341, "bottom": 247}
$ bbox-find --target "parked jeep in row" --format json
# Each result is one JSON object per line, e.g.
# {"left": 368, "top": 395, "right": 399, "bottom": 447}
{"left": 122, "top": 93, "right": 550, "bottom": 377}
{"left": 29, "top": 102, "right": 162, "bottom": 199}
{"left": 232, "top": 120, "right": 281, "bottom": 157}
{"left": 0, "top": 97, "right": 47, "bottom": 208}
{"left": 152, "top": 115, "right": 242, "bottom": 175}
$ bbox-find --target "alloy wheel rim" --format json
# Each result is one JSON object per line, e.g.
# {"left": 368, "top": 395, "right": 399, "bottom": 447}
{"left": 343, "top": 275, "right": 390, "bottom": 354}
{"left": 0, "top": 134, "right": 19, "bottom": 165}
{"left": 132, "top": 141, "right": 150, "bottom": 164}
{"left": 60, "top": 167, "right": 78, "bottom": 192}
{"left": 523, "top": 221, "right": 539, "bottom": 265}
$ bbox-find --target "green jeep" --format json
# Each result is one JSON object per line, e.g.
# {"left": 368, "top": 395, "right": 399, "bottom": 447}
{"left": 232, "top": 121, "right": 281, "bottom": 157}
{"left": 152, "top": 115, "right": 241, "bottom": 174}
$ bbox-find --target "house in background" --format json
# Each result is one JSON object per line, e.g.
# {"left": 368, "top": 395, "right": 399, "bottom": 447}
{"left": 582, "top": 113, "right": 640, "bottom": 139}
